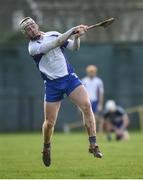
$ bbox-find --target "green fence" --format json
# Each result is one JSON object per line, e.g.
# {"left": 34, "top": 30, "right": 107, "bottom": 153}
{"left": 0, "top": 42, "right": 142, "bottom": 131}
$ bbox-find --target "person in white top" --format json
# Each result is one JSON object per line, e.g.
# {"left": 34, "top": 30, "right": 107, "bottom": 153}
{"left": 19, "top": 17, "right": 102, "bottom": 167}
{"left": 82, "top": 65, "right": 104, "bottom": 113}
{"left": 82, "top": 65, "right": 104, "bottom": 132}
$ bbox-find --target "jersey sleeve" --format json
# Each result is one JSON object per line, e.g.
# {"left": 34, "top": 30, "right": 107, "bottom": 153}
{"left": 66, "top": 39, "right": 76, "bottom": 50}
{"left": 58, "top": 34, "right": 79, "bottom": 51}
{"left": 60, "top": 38, "right": 75, "bottom": 50}
{"left": 28, "top": 39, "right": 60, "bottom": 55}
{"left": 28, "top": 31, "right": 67, "bottom": 55}
{"left": 53, "top": 32, "right": 71, "bottom": 49}
{"left": 28, "top": 42, "right": 41, "bottom": 56}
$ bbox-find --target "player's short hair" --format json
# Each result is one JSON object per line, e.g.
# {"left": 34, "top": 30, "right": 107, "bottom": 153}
{"left": 19, "top": 17, "right": 36, "bottom": 33}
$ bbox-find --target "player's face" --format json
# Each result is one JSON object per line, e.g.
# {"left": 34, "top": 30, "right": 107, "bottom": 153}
{"left": 88, "top": 70, "right": 96, "bottom": 78}
{"left": 24, "top": 23, "right": 40, "bottom": 39}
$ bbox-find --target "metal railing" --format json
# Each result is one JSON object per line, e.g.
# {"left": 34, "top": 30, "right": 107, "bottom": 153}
{"left": 63, "top": 105, "right": 143, "bottom": 133}
{"left": 127, "top": 105, "right": 143, "bottom": 131}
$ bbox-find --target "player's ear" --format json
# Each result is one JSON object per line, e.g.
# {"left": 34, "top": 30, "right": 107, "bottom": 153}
{"left": 22, "top": 30, "right": 30, "bottom": 39}
{"left": 25, "top": 33, "right": 29, "bottom": 39}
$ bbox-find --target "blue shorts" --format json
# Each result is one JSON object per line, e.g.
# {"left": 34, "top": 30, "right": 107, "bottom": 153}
{"left": 91, "top": 101, "right": 98, "bottom": 113}
{"left": 44, "top": 73, "right": 82, "bottom": 102}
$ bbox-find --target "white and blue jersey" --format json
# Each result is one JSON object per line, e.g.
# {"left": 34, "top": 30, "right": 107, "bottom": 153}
{"left": 28, "top": 31, "right": 81, "bottom": 102}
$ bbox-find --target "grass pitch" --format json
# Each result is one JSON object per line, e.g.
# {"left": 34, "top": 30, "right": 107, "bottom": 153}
{"left": 0, "top": 132, "right": 142, "bottom": 179}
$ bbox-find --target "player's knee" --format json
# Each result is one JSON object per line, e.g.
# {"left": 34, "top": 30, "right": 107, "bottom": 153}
{"left": 48, "top": 122, "right": 55, "bottom": 129}
{"left": 44, "top": 119, "right": 55, "bottom": 129}
{"left": 80, "top": 101, "right": 91, "bottom": 113}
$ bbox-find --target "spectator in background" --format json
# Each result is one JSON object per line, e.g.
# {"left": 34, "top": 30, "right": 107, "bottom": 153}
{"left": 103, "top": 100, "right": 130, "bottom": 141}
{"left": 82, "top": 65, "right": 104, "bottom": 132}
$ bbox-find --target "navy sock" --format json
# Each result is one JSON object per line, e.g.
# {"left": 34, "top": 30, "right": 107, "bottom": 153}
{"left": 44, "top": 142, "right": 51, "bottom": 149}
{"left": 89, "top": 136, "right": 96, "bottom": 144}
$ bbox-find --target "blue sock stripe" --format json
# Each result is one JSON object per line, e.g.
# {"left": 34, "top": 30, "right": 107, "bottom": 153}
{"left": 44, "top": 143, "right": 51, "bottom": 148}
{"left": 89, "top": 136, "right": 96, "bottom": 144}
